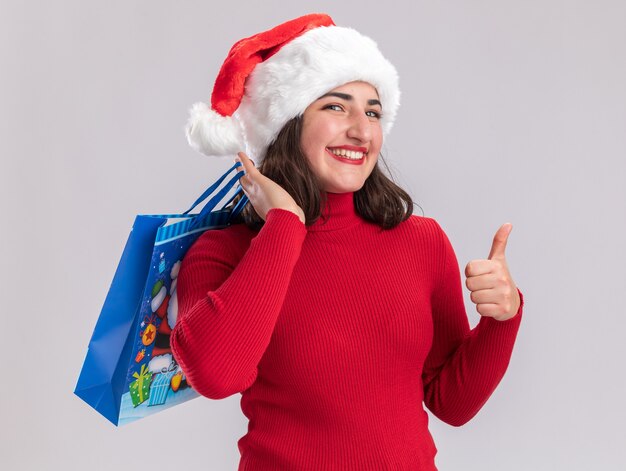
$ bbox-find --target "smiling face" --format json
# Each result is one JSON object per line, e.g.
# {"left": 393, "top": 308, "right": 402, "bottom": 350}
{"left": 300, "top": 81, "right": 383, "bottom": 193}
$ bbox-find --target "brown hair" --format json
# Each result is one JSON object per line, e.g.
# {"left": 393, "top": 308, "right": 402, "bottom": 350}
{"left": 229, "top": 115, "right": 417, "bottom": 231}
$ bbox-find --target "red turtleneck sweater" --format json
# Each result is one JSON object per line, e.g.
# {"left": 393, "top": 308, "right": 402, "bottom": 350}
{"left": 171, "top": 192, "right": 524, "bottom": 470}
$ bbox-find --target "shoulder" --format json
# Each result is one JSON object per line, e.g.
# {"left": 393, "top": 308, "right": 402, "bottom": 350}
{"left": 389, "top": 214, "right": 455, "bottom": 262}
{"left": 185, "top": 221, "right": 257, "bottom": 265}
{"left": 397, "top": 214, "right": 447, "bottom": 244}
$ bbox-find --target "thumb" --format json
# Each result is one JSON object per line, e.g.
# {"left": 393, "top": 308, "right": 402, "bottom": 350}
{"left": 488, "top": 223, "right": 512, "bottom": 260}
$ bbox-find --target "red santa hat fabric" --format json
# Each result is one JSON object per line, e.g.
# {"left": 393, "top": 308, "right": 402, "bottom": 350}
{"left": 185, "top": 13, "right": 400, "bottom": 161}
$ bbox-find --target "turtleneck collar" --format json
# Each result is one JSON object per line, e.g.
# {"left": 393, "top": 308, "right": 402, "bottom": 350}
{"left": 307, "top": 192, "right": 361, "bottom": 232}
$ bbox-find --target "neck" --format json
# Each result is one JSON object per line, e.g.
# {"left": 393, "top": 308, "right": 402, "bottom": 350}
{"left": 307, "top": 191, "right": 360, "bottom": 232}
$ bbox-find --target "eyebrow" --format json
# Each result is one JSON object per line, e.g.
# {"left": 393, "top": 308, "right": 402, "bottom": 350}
{"left": 317, "top": 92, "right": 382, "bottom": 108}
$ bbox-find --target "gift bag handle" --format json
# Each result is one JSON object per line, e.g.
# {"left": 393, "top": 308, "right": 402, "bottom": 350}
{"left": 183, "top": 162, "right": 244, "bottom": 215}
{"left": 187, "top": 162, "right": 249, "bottom": 229}
{"left": 218, "top": 175, "right": 249, "bottom": 218}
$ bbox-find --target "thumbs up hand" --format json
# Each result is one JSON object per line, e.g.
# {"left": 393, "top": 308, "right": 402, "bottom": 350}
{"left": 464, "top": 223, "right": 521, "bottom": 321}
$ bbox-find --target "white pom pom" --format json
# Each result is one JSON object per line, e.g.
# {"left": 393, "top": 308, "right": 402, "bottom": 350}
{"left": 185, "top": 102, "right": 245, "bottom": 157}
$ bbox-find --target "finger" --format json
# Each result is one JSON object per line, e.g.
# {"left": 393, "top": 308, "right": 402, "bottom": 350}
{"left": 465, "top": 272, "right": 498, "bottom": 292}
{"left": 234, "top": 156, "right": 248, "bottom": 183}
{"left": 235, "top": 152, "right": 248, "bottom": 172}
{"left": 464, "top": 259, "right": 494, "bottom": 277}
{"left": 237, "top": 152, "right": 258, "bottom": 175}
{"left": 469, "top": 288, "right": 500, "bottom": 305}
{"left": 474, "top": 303, "right": 501, "bottom": 318}
{"left": 236, "top": 152, "right": 258, "bottom": 182}
{"left": 487, "top": 223, "right": 512, "bottom": 260}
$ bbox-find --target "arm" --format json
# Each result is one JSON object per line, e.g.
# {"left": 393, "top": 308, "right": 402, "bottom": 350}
{"left": 171, "top": 209, "right": 307, "bottom": 399}
{"left": 422, "top": 222, "right": 524, "bottom": 426}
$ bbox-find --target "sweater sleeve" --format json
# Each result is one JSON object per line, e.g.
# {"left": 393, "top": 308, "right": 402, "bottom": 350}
{"left": 170, "top": 209, "right": 307, "bottom": 400}
{"left": 422, "top": 221, "right": 524, "bottom": 426}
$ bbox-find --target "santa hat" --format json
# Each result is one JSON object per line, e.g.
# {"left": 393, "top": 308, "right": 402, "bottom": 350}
{"left": 185, "top": 13, "right": 400, "bottom": 161}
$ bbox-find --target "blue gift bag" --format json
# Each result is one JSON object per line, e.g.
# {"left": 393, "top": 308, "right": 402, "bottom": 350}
{"left": 75, "top": 163, "right": 248, "bottom": 426}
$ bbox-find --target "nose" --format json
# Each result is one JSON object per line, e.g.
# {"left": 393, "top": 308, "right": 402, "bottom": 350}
{"left": 346, "top": 111, "right": 372, "bottom": 143}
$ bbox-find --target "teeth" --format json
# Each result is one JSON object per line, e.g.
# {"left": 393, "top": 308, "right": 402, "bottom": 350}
{"left": 328, "top": 148, "right": 364, "bottom": 160}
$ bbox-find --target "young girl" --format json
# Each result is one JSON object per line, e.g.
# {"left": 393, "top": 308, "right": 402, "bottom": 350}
{"left": 171, "top": 13, "right": 523, "bottom": 471}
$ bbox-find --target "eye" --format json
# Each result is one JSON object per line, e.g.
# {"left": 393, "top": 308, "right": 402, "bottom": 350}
{"left": 366, "top": 110, "right": 383, "bottom": 119}
{"left": 323, "top": 104, "right": 344, "bottom": 112}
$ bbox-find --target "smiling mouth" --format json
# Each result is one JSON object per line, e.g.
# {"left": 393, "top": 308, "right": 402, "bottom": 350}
{"left": 326, "top": 147, "right": 366, "bottom": 161}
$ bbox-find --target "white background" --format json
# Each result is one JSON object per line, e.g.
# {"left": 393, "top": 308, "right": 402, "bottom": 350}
{"left": 2, "top": 1, "right": 625, "bottom": 469}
